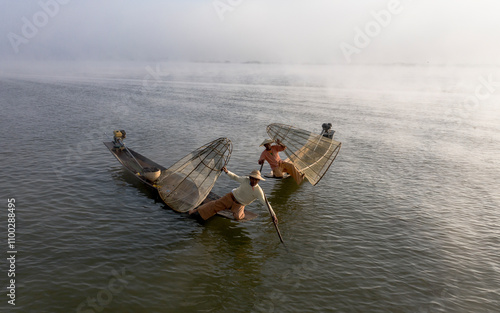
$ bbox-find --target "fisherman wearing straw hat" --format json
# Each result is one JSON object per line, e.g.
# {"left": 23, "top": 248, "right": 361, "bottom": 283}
{"left": 258, "top": 138, "right": 304, "bottom": 184}
{"left": 188, "top": 167, "right": 277, "bottom": 222}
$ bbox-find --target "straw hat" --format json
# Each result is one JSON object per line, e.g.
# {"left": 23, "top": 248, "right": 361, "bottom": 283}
{"left": 249, "top": 170, "right": 265, "bottom": 181}
{"left": 260, "top": 139, "right": 274, "bottom": 146}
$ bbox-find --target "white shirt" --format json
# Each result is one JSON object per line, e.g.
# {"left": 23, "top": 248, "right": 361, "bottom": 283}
{"left": 226, "top": 171, "right": 275, "bottom": 215}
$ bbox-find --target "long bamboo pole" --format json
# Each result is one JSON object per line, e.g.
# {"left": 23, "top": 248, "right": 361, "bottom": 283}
{"left": 264, "top": 194, "right": 288, "bottom": 251}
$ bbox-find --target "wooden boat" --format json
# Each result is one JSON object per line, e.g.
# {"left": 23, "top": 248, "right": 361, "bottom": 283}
{"left": 263, "top": 173, "right": 290, "bottom": 179}
{"left": 103, "top": 141, "right": 257, "bottom": 221}
{"left": 103, "top": 141, "right": 166, "bottom": 188}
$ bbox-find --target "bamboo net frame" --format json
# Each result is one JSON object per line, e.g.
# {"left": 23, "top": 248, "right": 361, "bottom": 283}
{"left": 156, "top": 137, "right": 232, "bottom": 212}
{"left": 266, "top": 123, "right": 341, "bottom": 186}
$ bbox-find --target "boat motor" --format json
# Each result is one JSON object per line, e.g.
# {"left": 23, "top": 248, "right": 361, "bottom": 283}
{"left": 321, "top": 123, "right": 335, "bottom": 139}
{"left": 113, "top": 130, "right": 126, "bottom": 150}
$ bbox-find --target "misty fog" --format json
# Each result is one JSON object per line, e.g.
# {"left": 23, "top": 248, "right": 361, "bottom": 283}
{"left": 1, "top": 0, "right": 500, "bottom": 70}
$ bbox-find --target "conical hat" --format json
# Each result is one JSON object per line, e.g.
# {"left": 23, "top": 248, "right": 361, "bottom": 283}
{"left": 249, "top": 170, "right": 265, "bottom": 181}
{"left": 259, "top": 139, "right": 274, "bottom": 146}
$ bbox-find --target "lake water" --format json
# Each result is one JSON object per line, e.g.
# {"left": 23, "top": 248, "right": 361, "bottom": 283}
{"left": 1, "top": 62, "right": 499, "bottom": 312}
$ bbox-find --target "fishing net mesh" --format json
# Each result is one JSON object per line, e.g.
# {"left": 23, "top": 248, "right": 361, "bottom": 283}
{"left": 267, "top": 123, "right": 341, "bottom": 186}
{"left": 156, "top": 138, "right": 232, "bottom": 212}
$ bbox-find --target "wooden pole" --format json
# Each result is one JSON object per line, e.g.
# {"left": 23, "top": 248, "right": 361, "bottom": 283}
{"left": 264, "top": 195, "right": 288, "bottom": 251}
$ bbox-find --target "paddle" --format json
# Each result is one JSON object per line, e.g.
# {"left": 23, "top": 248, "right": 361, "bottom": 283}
{"left": 264, "top": 194, "right": 288, "bottom": 251}
{"left": 259, "top": 159, "right": 287, "bottom": 250}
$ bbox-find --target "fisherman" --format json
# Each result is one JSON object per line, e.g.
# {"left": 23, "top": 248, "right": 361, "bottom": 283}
{"left": 188, "top": 167, "right": 277, "bottom": 223}
{"left": 258, "top": 138, "right": 304, "bottom": 184}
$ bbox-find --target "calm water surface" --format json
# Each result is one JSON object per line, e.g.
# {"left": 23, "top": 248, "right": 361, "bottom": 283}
{"left": 1, "top": 63, "right": 499, "bottom": 312}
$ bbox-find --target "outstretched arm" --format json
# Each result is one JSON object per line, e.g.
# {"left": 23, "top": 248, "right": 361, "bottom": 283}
{"left": 222, "top": 167, "right": 247, "bottom": 184}
{"left": 274, "top": 139, "right": 286, "bottom": 151}
{"left": 276, "top": 138, "right": 286, "bottom": 147}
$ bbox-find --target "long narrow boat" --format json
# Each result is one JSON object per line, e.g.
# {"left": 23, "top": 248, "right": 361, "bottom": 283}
{"left": 103, "top": 141, "right": 167, "bottom": 189}
{"left": 103, "top": 140, "right": 257, "bottom": 221}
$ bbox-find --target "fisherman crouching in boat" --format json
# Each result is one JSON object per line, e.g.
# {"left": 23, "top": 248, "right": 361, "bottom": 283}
{"left": 188, "top": 167, "right": 277, "bottom": 223}
{"left": 258, "top": 138, "right": 304, "bottom": 184}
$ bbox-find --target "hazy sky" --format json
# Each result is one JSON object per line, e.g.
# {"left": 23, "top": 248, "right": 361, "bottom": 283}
{"left": 1, "top": 0, "right": 499, "bottom": 65}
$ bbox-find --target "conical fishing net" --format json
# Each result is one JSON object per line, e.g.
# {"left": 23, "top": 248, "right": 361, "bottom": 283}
{"left": 267, "top": 123, "right": 341, "bottom": 186}
{"left": 156, "top": 137, "right": 232, "bottom": 212}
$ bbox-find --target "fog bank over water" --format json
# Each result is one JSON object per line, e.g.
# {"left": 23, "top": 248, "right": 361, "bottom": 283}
{"left": 1, "top": 0, "right": 500, "bottom": 68}
{"left": 3, "top": 61, "right": 500, "bottom": 131}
